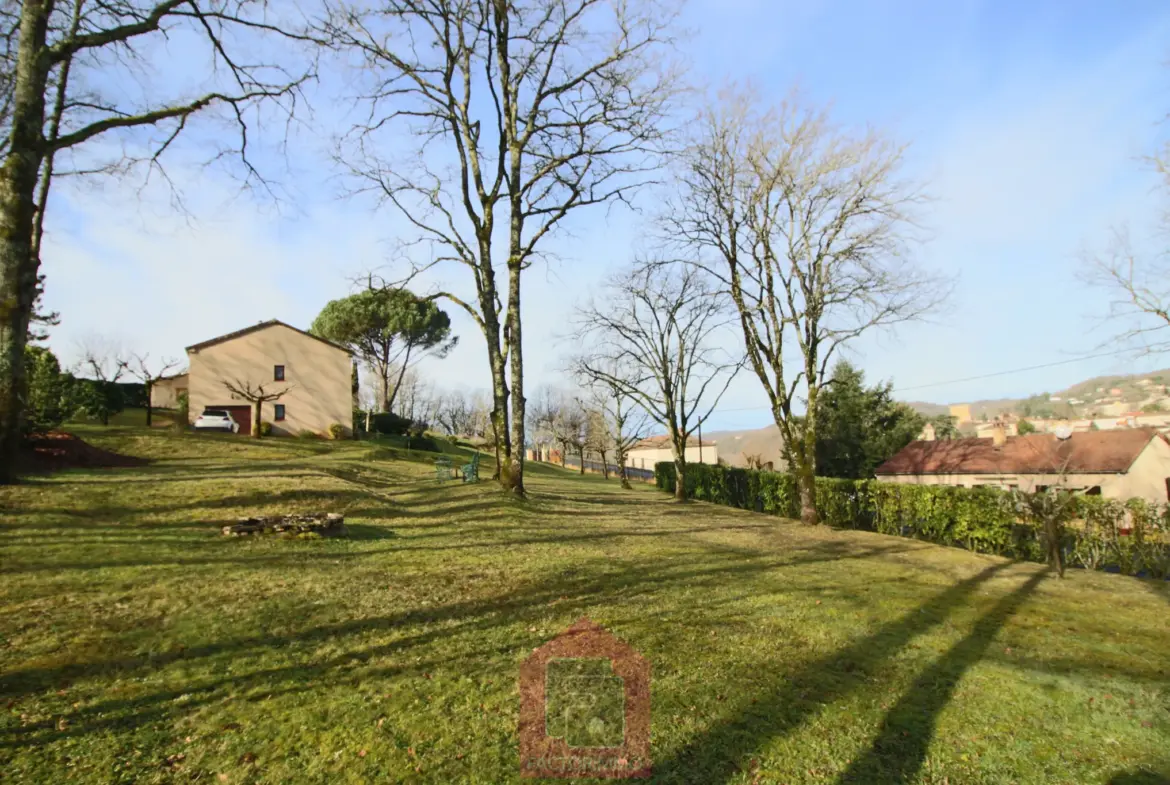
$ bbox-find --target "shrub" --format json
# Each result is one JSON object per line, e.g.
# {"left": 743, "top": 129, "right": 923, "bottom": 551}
{"left": 367, "top": 411, "right": 413, "bottom": 436}
{"left": 653, "top": 461, "right": 1170, "bottom": 577}
{"left": 174, "top": 391, "right": 189, "bottom": 433}
{"left": 22, "top": 345, "right": 66, "bottom": 435}
{"left": 328, "top": 423, "right": 347, "bottom": 440}
{"left": 405, "top": 434, "right": 440, "bottom": 452}
{"left": 259, "top": 421, "right": 273, "bottom": 437}
{"left": 297, "top": 429, "right": 320, "bottom": 439}
{"left": 74, "top": 378, "right": 124, "bottom": 425}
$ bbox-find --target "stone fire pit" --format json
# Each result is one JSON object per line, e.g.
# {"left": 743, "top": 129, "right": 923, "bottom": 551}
{"left": 222, "top": 512, "right": 347, "bottom": 538}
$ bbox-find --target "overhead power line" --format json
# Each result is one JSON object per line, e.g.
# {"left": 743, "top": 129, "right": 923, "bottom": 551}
{"left": 890, "top": 350, "right": 1129, "bottom": 393}
{"left": 712, "top": 349, "right": 1134, "bottom": 414}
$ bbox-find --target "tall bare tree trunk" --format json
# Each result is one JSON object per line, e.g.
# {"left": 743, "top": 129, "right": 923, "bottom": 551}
{"left": 145, "top": 382, "right": 153, "bottom": 426}
{"left": 488, "top": 332, "right": 510, "bottom": 485}
{"left": 673, "top": 455, "right": 686, "bottom": 501}
{"left": 798, "top": 378, "right": 819, "bottom": 525}
{"left": 252, "top": 400, "right": 262, "bottom": 438}
{"left": 385, "top": 344, "right": 412, "bottom": 416}
{"left": 0, "top": 0, "right": 50, "bottom": 482}
{"left": 504, "top": 264, "right": 525, "bottom": 494}
{"left": 1046, "top": 518, "right": 1065, "bottom": 577}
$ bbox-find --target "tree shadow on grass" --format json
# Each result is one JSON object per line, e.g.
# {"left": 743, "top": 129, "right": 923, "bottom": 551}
{"left": 1, "top": 548, "right": 820, "bottom": 746}
{"left": 1108, "top": 770, "right": 1170, "bottom": 785}
{"left": 345, "top": 523, "right": 398, "bottom": 541}
{"left": 835, "top": 568, "right": 1046, "bottom": 783}
{"left": 651, "top": 560, "right": 1031, "bottom": 784}
{"left": 1141, "top": 577, "right": 1170, "bottom": 608}
{"left": 0, "top": 537, "right": 913, "bottom": 706}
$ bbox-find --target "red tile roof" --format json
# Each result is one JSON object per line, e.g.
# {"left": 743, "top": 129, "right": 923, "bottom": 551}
{"left": 874, "top": 429, "right": 1161, "bottom": 476}
{"left": 630, "top": 434, "right": 716, "bottom": 450}
{"left": 186, "top": 320, "right": 351, "bottom": 355}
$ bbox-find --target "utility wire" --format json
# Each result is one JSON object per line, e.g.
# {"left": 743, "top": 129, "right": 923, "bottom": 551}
{"left": 712, "top": 349, "right": 1133, "bottom": 414}
{"left": 891, "top": 350, "right": 1129, "bottom": 393}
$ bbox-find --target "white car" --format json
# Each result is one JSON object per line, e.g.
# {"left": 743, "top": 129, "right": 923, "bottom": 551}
{"left": 194, "top": 409, "right": 240, "bottom": 433}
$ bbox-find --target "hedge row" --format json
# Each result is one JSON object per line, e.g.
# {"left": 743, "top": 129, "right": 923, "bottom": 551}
{"left": 654, "top": 462, "right": 1170, "bottom": 579}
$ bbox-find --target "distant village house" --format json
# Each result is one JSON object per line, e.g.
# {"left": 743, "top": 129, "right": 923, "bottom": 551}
{"left": 875, "top": 425, "right": 1170, "bottom": 503}
{"left": 185, "top": 320, "right": 353, "bottom": 437}
{"left": 626, "top": 435, "right": 719, "bottom": 471}
{"left": 150, "top": 372, "right": 188, "bottom": 409}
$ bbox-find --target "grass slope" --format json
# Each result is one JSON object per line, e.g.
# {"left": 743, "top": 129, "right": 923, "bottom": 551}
{"left": 1, "top": 427, "right": 1168, "bottom": 784}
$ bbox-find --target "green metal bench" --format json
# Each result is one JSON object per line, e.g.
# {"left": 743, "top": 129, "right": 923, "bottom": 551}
{"left": 461, "top": 452, "right": 480, "bottom": 483}
{"left": 434, "top": 456, "right": 453, "bottom": 482}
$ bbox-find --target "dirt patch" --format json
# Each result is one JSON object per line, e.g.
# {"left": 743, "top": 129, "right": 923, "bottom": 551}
{"left": 21, "top": 431, "right": 149, "bottom": 473}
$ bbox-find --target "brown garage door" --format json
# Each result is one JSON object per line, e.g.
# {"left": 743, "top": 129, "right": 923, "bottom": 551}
{"left": 209, "top": 404, "right": 252, "bottom": 435}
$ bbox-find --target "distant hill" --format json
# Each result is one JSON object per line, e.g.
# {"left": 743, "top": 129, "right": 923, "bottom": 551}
{"left": 709, "top": 368, "right": 1170, "bottom": 465}
{"left": 904, "top": 397, "right": 1019, "bottom": 419}
{"left": 704, "top": 424, "right": 787, "bottom": 469}
{"left": 902, "top": 367, "right": 1170, "bottom": 421}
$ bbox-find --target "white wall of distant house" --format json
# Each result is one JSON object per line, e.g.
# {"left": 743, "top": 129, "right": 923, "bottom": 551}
{"left": 880, "top": 438, "right": 1170, "bottom": 503}
{"left": 626, "top": 445, "right": 719, "bottom": 470}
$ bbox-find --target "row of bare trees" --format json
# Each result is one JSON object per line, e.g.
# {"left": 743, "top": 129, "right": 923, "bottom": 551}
{"left": 529, "top": 380, "right": 651, "bottom": 488}
{"left": 661, "top": 90, "right": 948, "bottom": 520}
{"left": 74, "top": 337, "right": 180, "bottom": 425}
{"left": 569, "top": 266, "right": 741, "bottom": 498}
{"left": 565, "top": 90, "right": 947, "bottom": 516}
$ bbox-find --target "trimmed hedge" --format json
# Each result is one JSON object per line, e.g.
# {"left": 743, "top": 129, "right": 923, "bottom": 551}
{"left": 655, "top": 462, "right": 1170, "bottom": 578}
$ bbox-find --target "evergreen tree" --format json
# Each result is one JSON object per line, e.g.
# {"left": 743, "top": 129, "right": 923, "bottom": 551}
{"left": 815, "top": 361, "right": 925, "bottom": 479}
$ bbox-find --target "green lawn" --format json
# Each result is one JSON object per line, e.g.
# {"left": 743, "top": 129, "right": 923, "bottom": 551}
{"left": 1, "top": 426, "right": 1168, "bottom": 784}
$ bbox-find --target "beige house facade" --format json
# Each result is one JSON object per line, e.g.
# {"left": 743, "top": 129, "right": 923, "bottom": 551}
{"left": 626, "top": 435, "right": 718, "bottom": 471}
{"left": 186, "top": 320, "right": 353, "bottom": 437}
{"left": 150, "top": 372, "right": 188, "bottom": 409}
{"left": 875, "top": 428, "right": 1170, "bottom": 503}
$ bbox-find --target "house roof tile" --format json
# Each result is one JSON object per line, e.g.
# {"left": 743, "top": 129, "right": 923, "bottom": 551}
{"left": 186, "top": 320, "right": 352, "bottom": 355}
{"left": 874, "top": 429, "right": 1161, "bottom": 476}
{"left": 630, "top": 434, "right": 717, "bottom": 450}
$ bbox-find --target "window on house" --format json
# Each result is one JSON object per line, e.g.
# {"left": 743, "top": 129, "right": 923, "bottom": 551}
{"left": 1085, "top": 486, "right": 1101, "bottom": 496}
{"left": 274, "top": 365, "right": 285, "bottom": 381}
{"left": 274, "top": 404, "right": 286, "bottom": 421}
{"left": 1165, "top": 478, "right": 1170, "bottom": 501}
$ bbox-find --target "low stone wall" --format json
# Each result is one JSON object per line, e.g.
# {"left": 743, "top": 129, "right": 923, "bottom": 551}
{"left": 222, "top": 512, "right": 347, "bottom": 538}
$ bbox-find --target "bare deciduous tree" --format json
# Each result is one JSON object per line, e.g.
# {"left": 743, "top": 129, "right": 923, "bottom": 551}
{"left": 582, "top": 406, "right": 612, "bottom": 478}
{"left": 75, "top": 336, "right": 126, "bottom": 425}
{"left": 1082, "top": 146, "right": 1170, "bottom": 354}
{"left": 1012, "top": 439, "right": 1089, "bottom": 579}
{"left": 122, "top": 353, "right": 180, "bottom": 427}
{"left": 571, "top": 356, "right": 651, "bottom": 488}
{"left": 526, "top": 384, "right": 560, "bottom": 462}
{"left": 573, "top": 264, "right": 740, "bottom": 500}
{"left": 221, "top": 378, "right": 292, "bottom": 438}
{"left": 547, "top": 392, "right": 585, "bottom": 472}
{"left": 77, "top": 337, "right": 126, "bottom": 384}
{"left": 435, "top": 388, "right": 473, "bottom": 437}
{"left": 322, "top": 0, "right": 680, "bottom": 495}
{"left": 0, "top": 0, "right": 314, "bottom": 480}
{"left": 665, "top": 90, "right": 947, "bottom": 522}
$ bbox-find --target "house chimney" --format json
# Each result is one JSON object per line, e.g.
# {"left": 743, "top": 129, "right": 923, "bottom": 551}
{"left": 991, "top": 419, "right": 1007, "bottom": 447}
{"left": 922, "top": 422, "right": 936, "bottom": 442}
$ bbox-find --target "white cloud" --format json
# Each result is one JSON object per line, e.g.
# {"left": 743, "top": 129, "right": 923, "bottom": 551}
{"left": 41, "top": 172, "right": 371, "bottom": 371}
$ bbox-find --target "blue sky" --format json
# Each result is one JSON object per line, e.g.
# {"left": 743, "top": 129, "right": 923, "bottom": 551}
{"left": 40, "top": 0, "right": 1170, "bottom": 432}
